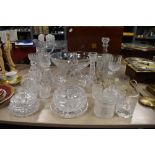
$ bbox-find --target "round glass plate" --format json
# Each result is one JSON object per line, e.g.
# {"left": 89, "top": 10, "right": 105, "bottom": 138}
{"left": 50, "top": 84, "right": 88, "bottom": 118}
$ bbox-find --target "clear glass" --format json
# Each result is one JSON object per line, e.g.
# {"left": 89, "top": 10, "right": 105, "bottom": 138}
{"left": 88, "top": 52, "right": 97, "bottom": 84}
{"left": 96, "top": 53, "right": 112, "bottom": 81}
{"left": 50, "top": 83, "right": 88, "bottom": 118}
{"left": 101, "top": 37, "right": 110, "bottom": 53}
{"left": 38, "top": 34, "right": 45, "bottom": 42}
{"left": 51, "top": 51, "right": 89, "bottom": 85}
{"left": 94, "top": 99, "right": 116, "bottom": 118}
{"left": 28, "top": 53, "right": 37, "bottom": 66}
{"left": 45, "top": 34, "right": 55, "bottom": 53}
{"left": 39, "top": 83, "right": 51, "bottom": 99}
{"left": 8, "top": 87, "right": 40, "bottom": 117}
{"left": 50, "top": 51, "right": 89, "bottom": 118}
{"left": 108, "top": 55, "right": 122, "bottom": 75}
{"left": 116, "top": 89, "right": 139, "bottom": 118}
{"left": 39, "top": 68, "right": 52, "bottom": 99}
{"left": 92, "top": 84, "right": 122, "bottom": 118}
{"left": 38, "top": 51, "right": 51, "bottom": 68}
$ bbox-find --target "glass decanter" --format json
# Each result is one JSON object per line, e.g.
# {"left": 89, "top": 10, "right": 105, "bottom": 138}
{"left": 8, "top": 65, "right": 40, "bottom": 117}
{"left": 96, "top": 37, "right": 110, "bottom": 81}
{"left": 28, "top": 53, "right": 41, "bottom": 84}
{"left": 37, "top": 51, "right": 52, "bottom": 99}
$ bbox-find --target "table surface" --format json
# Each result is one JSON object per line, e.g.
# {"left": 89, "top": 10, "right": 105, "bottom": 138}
{"left": 0, "top": 64, "right": 155, "bottom": 128}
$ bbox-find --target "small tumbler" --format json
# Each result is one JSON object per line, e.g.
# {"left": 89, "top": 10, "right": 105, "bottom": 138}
{"left": 116, "top": 90, "right": 139, "bottom": 118}
{"left": 94, "top": 98, "right": 116, "bottom": 118}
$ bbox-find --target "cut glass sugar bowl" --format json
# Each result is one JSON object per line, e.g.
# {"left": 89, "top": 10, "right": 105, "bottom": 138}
{"left": 50, "top": 83, "right": 88, "bottom": 118}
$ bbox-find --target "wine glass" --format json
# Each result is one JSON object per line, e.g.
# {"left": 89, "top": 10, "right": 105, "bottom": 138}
{"left": 108, "top": 55, "right": 122, "bottom": 75}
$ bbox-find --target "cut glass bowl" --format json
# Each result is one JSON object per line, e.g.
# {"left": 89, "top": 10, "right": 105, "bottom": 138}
{"left": 50, "top": 84, "right": 88, "bottom": 118}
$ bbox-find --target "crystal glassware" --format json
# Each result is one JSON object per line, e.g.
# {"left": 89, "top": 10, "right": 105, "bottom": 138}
{"left": 88, "top": 52, "right": 97, "bottom": 84}
{"left": 50, "top": 83, "right": 88, "bottom": 118}
{"left": 115, "top": 87, "right": 139, "bottom": 118}
{"left": 38, "top": 34, "right": 45, "bottom": 42}
{"left": 45, "top": 34, "right": 55, "bottom": 53}
{"left": 50, "top": 51, "right": 89, "bottom": 118}
{"left": 38, "top": 51, "right": 51, "bottom": 68}
{"left": 92, "top": 84, "right": 122, "bottom": 118}
{"left": 28, "top": 53, "right": 42, "bottom": 84}
{"left": 51, "top": 51, "right": 89, "bottom": 85}
{"left": 28, "top": 53, "right": 37, "bottom": 66}
{"left": 108, "top": 55, "right": 122, "bottom": 75}
{"left": 8, "top": 86, "right": 40, "bottom": 117}
{"left": 101, "top": 37, "right": 110, "bottom": 53}
{"left": 39, "top": 68, "right": 52, "bottom": 99}
{"left": 96, "top": 53, "right": 112, "bottom": 81}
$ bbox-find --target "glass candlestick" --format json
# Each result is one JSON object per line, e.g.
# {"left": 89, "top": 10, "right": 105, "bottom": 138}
{"left": 89, "top": 52, "right": 97, "bottom": 83}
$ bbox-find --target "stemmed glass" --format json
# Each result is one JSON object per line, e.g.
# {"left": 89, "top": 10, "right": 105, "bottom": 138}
{"left": 108, "top": 55, "right": 122, "bottom": 75}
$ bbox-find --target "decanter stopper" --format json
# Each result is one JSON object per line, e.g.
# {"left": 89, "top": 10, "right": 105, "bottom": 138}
{"left": 38, "top": 34, "right": 45, "bottom": 42}
{"left": 101, "top": 37, "right": 110, "bottom": 53}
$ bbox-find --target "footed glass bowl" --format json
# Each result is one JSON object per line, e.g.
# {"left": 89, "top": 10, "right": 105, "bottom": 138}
{"left": 51, "top": 51, "right": 89, "bottom": 83}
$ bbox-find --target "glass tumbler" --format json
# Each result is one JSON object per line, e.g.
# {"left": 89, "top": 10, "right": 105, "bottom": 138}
{"left": 116, "top": 90, "right": 139, "bottom": 118}
{"left": 94, "top": 98, "right": 116, "bottom": 118}
{"left": 92, "top": 84, "right": 120, "bottom": 118}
